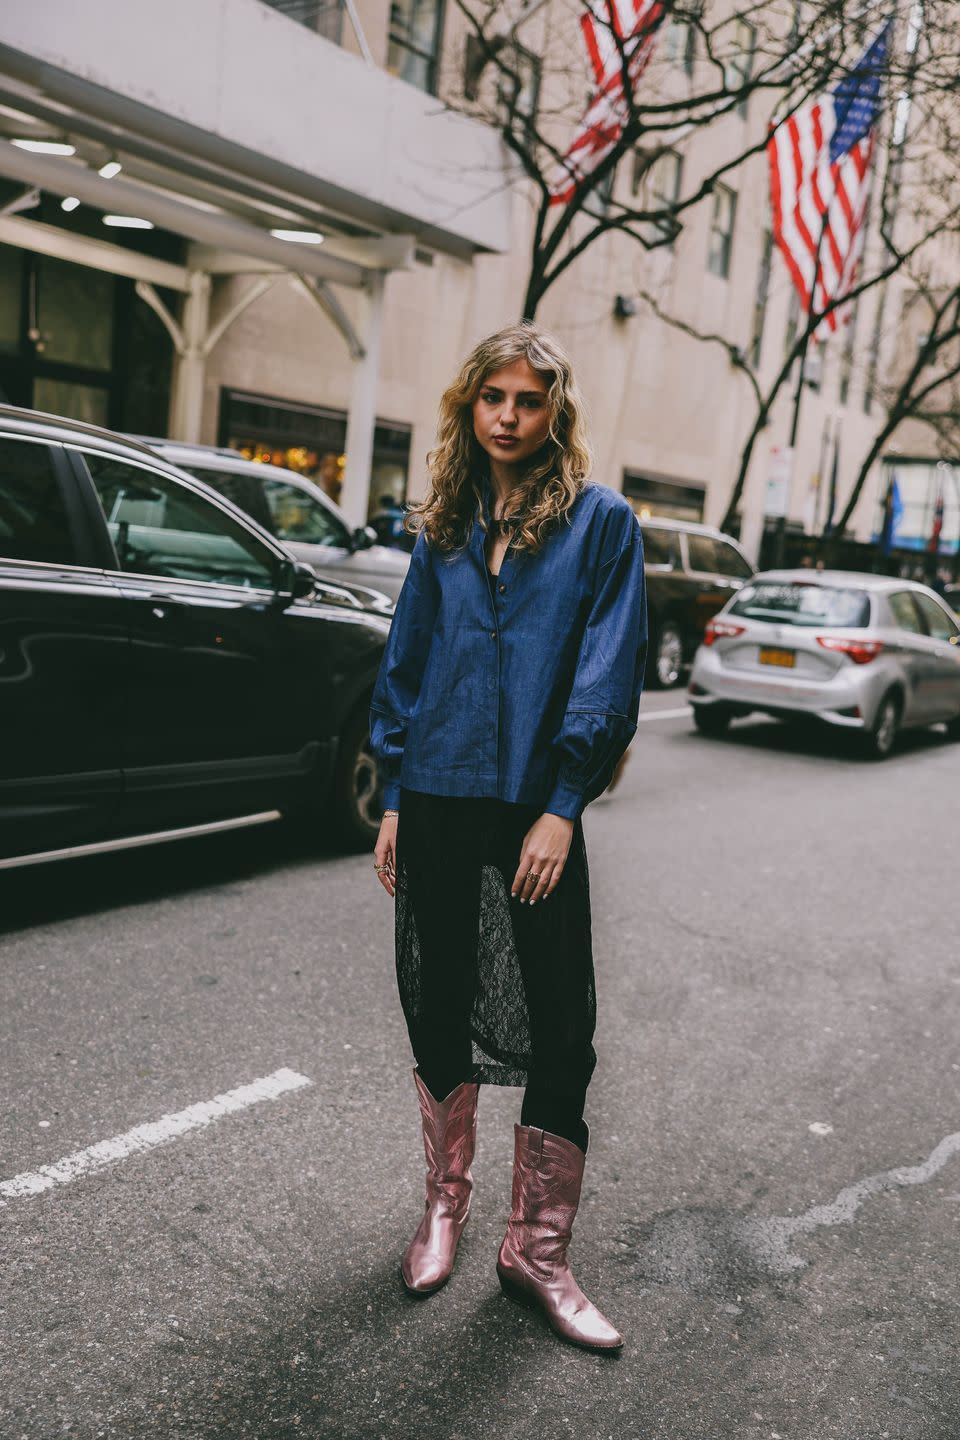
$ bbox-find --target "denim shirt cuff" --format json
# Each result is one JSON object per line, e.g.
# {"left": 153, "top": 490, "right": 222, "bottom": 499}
{"left": 543, "top": 777, "right": 585, "bottom": 821}
{"left": 381, "top": 778, "right": 402, "bottom": 811}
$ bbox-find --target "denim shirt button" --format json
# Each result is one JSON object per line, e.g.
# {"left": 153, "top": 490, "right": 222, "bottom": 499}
{"left": 498, "top": 584, "right": 506, "bottom": 594}
{"left": 490, "top": 630, "right": 497, "bottom": 639}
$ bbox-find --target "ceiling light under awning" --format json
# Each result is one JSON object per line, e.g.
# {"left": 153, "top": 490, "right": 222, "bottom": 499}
{"left": 102, "top": 214, "right": 154, "bottom": 229}
{"left": 11, "top": 138, "right": 76, "bottom": 155}
{"left": 98, "top": 160, "right": 122, "bottom": 179}
{"left": 61, "top": 196, "right": 80, "bottom": 212}
{"left": 270, "top": 228, "right": 324, "bottom": 244}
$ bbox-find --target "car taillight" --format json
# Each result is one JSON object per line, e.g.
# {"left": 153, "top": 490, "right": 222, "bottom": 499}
{"left": 816, "top": 636, "right": 884, "bottom": 664}
{"left": 703, "top": 619, "right": 746, "bottom": 646}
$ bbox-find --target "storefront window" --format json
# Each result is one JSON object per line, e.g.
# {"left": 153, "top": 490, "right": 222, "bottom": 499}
{"left": 623, "top": 471, "right": 705, "bottom": 524}
{"left": 0, "top": 246, "right": 19, "bottom": 355}
{"left": 0, "top": 235, "right": 174, "bottom": 427}
{"left": 36, "top": 255, "right": 114, "bottom": 369}
{"left": 33, "top": 378, "right": 109, "bottom": 427}
{"left": 219, "top": 389, "right": 411, "bottom": 520}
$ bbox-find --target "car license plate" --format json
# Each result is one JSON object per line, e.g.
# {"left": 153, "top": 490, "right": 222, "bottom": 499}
{"left": 759, "top": 647, "right": 796, "bottom": 668}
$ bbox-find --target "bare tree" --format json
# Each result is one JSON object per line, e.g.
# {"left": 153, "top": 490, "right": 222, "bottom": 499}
{"left": 833, "top": 279, "right": 960, "bottom": 537}
{"left": 443, "top": 1, "right": 951, "bottom": 319}
{"left": 592, "top": 2, "right": 960, "bottom": 535}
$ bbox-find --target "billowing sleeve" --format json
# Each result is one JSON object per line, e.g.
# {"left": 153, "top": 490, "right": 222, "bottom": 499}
{"left": 369, "top": 530, "right": 439, "bottom": 811}
{"left": 544, "top": 507, "right": 647, "bottom": 821}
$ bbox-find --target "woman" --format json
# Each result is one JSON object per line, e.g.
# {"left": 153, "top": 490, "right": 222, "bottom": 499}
{"left": 369, "top": 323, "right": 647, "bottom": 1351}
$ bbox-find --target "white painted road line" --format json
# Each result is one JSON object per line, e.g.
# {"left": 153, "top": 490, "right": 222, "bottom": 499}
{"left": 738, "top": 1128, "right": 960, "bottom": 1276}
{"left": 638, "top": 706, "right": 693, "bottom": 722}
{"left": 0, "top": 1067, "right": 312, "bottom": 1205}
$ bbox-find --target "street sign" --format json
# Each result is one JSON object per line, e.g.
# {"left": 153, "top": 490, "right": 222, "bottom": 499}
{"left": 765, "top": 445, "right": 794, "bottom": 519}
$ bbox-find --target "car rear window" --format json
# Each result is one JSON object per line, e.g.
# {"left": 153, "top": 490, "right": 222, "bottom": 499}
{"left": 728, "top": 582, "right": 871, "bottom": 628}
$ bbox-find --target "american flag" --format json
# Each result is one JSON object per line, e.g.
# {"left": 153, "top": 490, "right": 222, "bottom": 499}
{"left": 548, "top": 0, "right": 665, "bottom": 205}
{"left": 769, "top": 23, "right": 890, "bottom": 338}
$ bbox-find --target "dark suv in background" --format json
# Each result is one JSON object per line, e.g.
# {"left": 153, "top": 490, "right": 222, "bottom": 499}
{"left": 639, "top": 517, "right": 755, "bottom": 687}
{"left": 0, "top": 406, "right": 391, "bottom": 869}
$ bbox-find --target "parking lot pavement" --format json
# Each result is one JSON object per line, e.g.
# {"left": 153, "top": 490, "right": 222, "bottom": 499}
{"left": 2, "top": 712, "right": 960, "bottom": 1439}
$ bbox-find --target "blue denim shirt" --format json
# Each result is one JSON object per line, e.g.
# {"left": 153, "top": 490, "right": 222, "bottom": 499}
{"left": 369, "top": 475, "right": 647, "bottom": 820}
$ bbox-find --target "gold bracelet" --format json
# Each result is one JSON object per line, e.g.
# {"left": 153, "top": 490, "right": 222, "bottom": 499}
{"left": 383, "top": 808, "right": 399, "bottom": 817}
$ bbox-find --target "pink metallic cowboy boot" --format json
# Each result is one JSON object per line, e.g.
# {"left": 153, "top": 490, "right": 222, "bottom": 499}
{"left": 401, "top": 1067, "right": 479, "bottom": 1296}
{"left": 496, "top": 1123, "right": 623, "bottom": 1350}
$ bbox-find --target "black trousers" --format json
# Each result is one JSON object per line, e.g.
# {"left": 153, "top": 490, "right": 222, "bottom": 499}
{"left": 394, "top": 788, "right": 598, "bottom": 1153}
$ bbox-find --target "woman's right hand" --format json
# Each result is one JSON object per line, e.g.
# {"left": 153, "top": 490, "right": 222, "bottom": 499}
{"left": 374, "top": 813, "right": 398, "bottom": 897}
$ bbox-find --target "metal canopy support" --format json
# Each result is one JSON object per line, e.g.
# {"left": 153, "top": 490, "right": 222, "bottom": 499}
{"left": 166, "top": 272, "right": 211, "bottom": 444}
{"left": 0, "top": 85, "right": 415, "bottom": 496}
{"left": 203, "top": 275, "right": 281, "bottom": 356}
{"left": 137, "top": 273, "right": 283, "bottom": 442}
{"left": 0, "top": 140, "right": 367, "bottom": 288}
{"left": 294, "top": 274, "right": 365, "bottom": 362}
{"left": 0, "top": 186, "right": 39, "bottom": 218}
{"left": 0, "top": 213, "right": 190, "bottom": 290}
{"left": 341, "top": 271, "right": 386, "bottom": 530}
{"left": 343, "top": 0, "right": 376, "bottom": 63}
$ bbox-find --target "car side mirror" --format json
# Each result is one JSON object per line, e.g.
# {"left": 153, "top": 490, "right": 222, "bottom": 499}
{"left": 274, "top": 557, "right": 316, "bottom": 605}
{"left": 348, "top": 525, "right": 377, "bottom": 552}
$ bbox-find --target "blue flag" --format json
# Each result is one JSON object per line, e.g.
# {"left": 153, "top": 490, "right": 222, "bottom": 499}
{"left": 879, "top": 473, "right": 903, "bottom": 555}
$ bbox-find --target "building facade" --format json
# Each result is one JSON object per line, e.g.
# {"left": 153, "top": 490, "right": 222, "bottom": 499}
{"left": 0, "top": 0, "right": 954, "bottom": 566}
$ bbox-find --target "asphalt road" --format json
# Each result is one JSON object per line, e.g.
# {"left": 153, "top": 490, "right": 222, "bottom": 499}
{"left": 2, "top": 693, "right": 959, "bottom": 1440}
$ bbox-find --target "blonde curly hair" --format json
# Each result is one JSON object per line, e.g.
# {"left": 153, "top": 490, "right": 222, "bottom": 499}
{"left": 405, "top": 322, "right": 593, "bottom": 555}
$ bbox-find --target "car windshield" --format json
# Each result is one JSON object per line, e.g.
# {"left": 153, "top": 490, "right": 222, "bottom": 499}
{"left": 728, "top": 582, "right": 871, "bottom": 628}
{"left": 261, "top": 478, "right": 349, "bottom": 547}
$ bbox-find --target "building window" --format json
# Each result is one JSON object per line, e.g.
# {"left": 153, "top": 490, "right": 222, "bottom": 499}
{"left": 784, "top": 286, "right": 800, "bottom": 358}
{"left": 592, "top": 162, "right": 618, "bottom": 213}
{"left": 387, "top": 0, "right": 445, "bottom": 93}
{"left": 839, "top": 299, "right": 858, "bottom": 405}
{"left": 707, "top": 184, "right": 737, "bottom": 278}
{"left": 749, "top": 227, "right": 773, "bottom": 366}
{"left": 496, "top": 41, "right": 541, "bottom": 128}
{"left": 804, "top": 344, "right": 823, "bottom": 394}
{"left": 634, "top": 149, "right": 683, "bottom": 246}
{"left": 724, "top": 19, "right": 755, "bottom": 117}
{"left": 864, "top": 294, "right": 885, "bottom": 413}
{"left": 664, "top": 17, "right": 696, "bottom": 75}
{"left": 261, "top": 0, "right": 344, "bottom": 45}
{"left": 623, "top": 470, "right": 705, "bottom": 524}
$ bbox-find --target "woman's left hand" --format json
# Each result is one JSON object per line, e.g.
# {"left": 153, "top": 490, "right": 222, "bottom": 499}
{"left": 512, "top": 813, "right": 575, "bottom": 905}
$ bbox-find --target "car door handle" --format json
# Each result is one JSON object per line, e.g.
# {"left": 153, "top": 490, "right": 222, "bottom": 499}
{"left": 145, "top": 594, "right": 187, "bottom": 621}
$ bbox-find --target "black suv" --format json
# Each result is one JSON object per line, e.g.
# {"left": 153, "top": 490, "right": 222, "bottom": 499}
{"left": 0, "top": 406, "right": 391, "bottom": 869}
{"left": 639, "top": 518, "right": 754, "bottom": 687}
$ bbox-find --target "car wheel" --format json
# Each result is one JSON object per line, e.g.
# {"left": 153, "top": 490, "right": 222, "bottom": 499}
{"left": 331, "top": 706, "right": 383, "bottom": 849}
{"left": 692, "top": 704, "right": 732, "bottom": 737}
{"left": 863, "top": 690, "right": 901, "bottom": 760}
{"left": 652, "top": 622, "right": 684, "bottom": 689}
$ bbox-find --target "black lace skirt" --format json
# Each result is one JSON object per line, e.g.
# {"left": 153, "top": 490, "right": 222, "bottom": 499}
{"left": 394, "top": 787, "right": 597, "bottom": 1090}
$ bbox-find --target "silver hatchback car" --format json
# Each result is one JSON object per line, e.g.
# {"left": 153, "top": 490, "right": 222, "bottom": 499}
{"left": 688, "top": 570, "right": 960, "bottom": 757}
